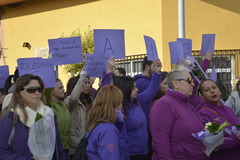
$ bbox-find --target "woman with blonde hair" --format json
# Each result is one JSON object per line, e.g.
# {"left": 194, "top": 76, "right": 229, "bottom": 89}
{"left": 85, "top": 84, "right": 125, "bottom": 160}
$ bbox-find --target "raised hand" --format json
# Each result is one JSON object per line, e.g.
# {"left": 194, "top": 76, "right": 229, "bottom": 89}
{"left": 107, "top": 57, "right": 115, "bottom": 73}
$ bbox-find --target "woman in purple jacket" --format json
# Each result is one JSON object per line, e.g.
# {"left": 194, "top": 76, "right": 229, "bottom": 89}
{"left": 85, "top": 85, "right": 125, "bottom": 160}
{"left": 198, "top": 79, "right": 240, "bottom": 160}
{"left": 150, "top": 66, "right": 210, "bottom": 160}
{"left": 0, "top": 74, "right": 66, "bottom": 160}
{"left": 102, "top": 57, "right": 162, "bottom": 160}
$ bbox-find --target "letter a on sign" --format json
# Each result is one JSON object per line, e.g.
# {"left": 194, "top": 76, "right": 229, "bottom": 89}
{"left": 103, "top": 38, "right": 114, "bottom": 56}
{"left": 94, "top": 29, "right": 125, "bottom": 59}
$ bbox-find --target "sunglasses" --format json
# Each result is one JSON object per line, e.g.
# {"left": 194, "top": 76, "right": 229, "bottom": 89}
{"left": 22, "top": 86, "right": 43, "bottom": 94}
{"left": 175, "top": 77, "right": 194, "bottom": 84}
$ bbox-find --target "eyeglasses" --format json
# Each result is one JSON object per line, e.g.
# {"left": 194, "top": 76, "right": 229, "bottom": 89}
{"left": 22, "top": 86, "right": 43, "bottom": 94}
{"left": 175, "top": 77, "right": 194, "bottom": 84}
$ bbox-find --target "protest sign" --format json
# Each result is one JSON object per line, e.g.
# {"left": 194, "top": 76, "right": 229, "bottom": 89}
{"left": 169, "top": 41, "right": 184, "bottom": 64}
{"left": 0, "top": 66, "right": 9, "bottom": 88}
{"left": 210, "top": 65, "right": 217, "bottom": 81}
{"left": 94, "top": 29, "right": 125, "bottom": 59}
{"left": 177, "top": 38, "right": 192, "bottom": 58}
{"left": 85, "top": 54, "right": 107, "bottom": 77}
{"left": 200, "top": 34, "right": 216, "bottom": 55}
{"left": 144, "top": 35, "right": 159, "bottom": 61}
{"left": 17, "top": 58, "right": 56, "bottom": 88}
{"left": 48, "top": 37, "right": 83, "bottom": 65}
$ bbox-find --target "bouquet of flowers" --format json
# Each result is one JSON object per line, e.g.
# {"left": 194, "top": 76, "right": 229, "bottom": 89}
{"left": 28, "top": 109, "right": 56, "bottom": 160}
{"left": 192, "top": 121, "right": 229, "bottom": 156}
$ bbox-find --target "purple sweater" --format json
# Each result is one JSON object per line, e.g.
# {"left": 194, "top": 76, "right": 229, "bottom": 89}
{"left": 199, "top": 102, "right": 240, "bottom": 160}
{"left": 0, "top": 112, "right": 67, "bottom": 160}
{"left": 150, "top": 90, "right": 210, "bottom": 160}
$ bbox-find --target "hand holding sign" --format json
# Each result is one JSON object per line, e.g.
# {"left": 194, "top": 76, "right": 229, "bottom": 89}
{"left": 200, "top": 34, "right": 216, "bottom": 55}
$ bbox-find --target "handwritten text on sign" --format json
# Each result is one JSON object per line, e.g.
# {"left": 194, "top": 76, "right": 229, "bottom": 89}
{"left": 48, "top": 37, "right": 83, "bottom": 65}
{"left": 17, "top": 58, "right": 56, "bottom": 88}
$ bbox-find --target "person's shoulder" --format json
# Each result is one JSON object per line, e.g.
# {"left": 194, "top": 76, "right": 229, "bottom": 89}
{"left": 134, "top": 74, "right": 149, "bottom": 81}
{"left": 0, "top": 111, "right": 14, "bottom": 124}
{"left": 95, "top": 123, "right": 118, "bottom": 134}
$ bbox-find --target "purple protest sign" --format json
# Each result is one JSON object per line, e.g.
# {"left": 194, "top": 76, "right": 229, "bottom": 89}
{"left": 169, "top": 41, "right": 184, "bottom": 64}
{"left": 85, "top": 54, "right": 108, "bottom": 77}
{"left": 210, "top": 65, "right": 217, "bottom": 81}
{"left": 185, "top": 56, "right": 209, "bottom": 83}
{"left": 144, "top": 35, "right": 159, "bottom": 61}
{"left": 177, "top": 38, "right": 192, "bottom": 58}
{"left": 200, "top": 34, "right": 216, "bottom": 55}
{"left": 17, "top": 58, "right": 56, "bottom": 88}
{"left": 94, "top": 29, "right": 125, "bottom": 59}
{"left": 0, "top": 66, "right": 9, "bottom": 88}
{"left": 48, "top": 37, "right": 83, "bottom": 65}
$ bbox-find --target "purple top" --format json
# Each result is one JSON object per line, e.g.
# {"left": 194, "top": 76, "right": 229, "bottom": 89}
{"left": 150, "top": 90, "right": 210, "bottom": 160}
{"left": 101, "top": 71, "right": 161, "bottom": 155}
{"left": 134, "top": 74, "right": 151, "bottom": 94}
{"left": 86, "top": 123, "right": 125, "bottom": 160}
{"left": 0, "top": 112, "right": 66, "bottom": 160}
{"left": 199, "top": 102, "right": 240, "bottom": 160}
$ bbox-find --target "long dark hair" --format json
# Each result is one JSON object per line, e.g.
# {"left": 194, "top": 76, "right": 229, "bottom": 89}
{"left": 66, "top": 74, "right": 92, "bottom": 106}
{"left": 113, "top": 76, "right": 138, "bottom": 119}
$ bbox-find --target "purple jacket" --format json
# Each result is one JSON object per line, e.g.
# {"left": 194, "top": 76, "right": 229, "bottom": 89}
{"left": 0, "top": 112, "right": 67, "bottom": 160}
{"left": 86, "top": 123, "right": 125, "bottom": 160}
{"left": 134, "top": 74, "right": 151, "bottom": 94}
{"left": 199, "top": 102, "right": 240, "bottom": 160}
{"left": 102, "top": 72, "right": 161, "bottom": 155}
{"left": 150, "top": 90, "right": 210, "bottom": 160}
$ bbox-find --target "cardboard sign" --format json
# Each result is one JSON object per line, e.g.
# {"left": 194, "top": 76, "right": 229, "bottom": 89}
{"left": 144, "top": 35, "right": 159, "bottom": 61}
{"left": 48, "top": 37, "right": 83, "bottom": 65}
{"left": 85, "top": 54, "right": 108, "bottom": 77}
{"left": 177, "top": 38, "right": 192, "bottom": 58}
{"left": 17, "top": 58, "right": 56, "bottom": 88}
{"left": 185, "top": 56, "right": 209, "bottom": 83}
{"left": 0, "top": 66, "right": 9, "bottom": 88}
{"left": 169, "top": 41, "right": 184, "bottom": 64}
{"left": 200, "top": 34, "right": 216, "bottom": 55}
{"left": 94, "top": 29, "right": 125, "bottom": 59}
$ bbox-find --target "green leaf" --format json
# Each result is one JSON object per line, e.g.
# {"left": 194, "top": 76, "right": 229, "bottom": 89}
{"left": 207, "top": 122, "right": 220, "bottom": 134}
{"left": 35, "top": 113, "right": 43, "bottom": 122}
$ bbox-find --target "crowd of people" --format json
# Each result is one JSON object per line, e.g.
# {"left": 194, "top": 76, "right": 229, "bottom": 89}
{"left": 0, "top": 53, "right": 240, "bottom": 160}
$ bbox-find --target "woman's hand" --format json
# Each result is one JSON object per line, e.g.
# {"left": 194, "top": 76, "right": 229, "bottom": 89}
{"left": 107, "top": 57, "right": 115, "bottom": 73}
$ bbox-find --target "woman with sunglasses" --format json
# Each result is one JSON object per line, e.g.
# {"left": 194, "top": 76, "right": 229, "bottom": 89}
{"left": 150, "top": 65, "right": 211, "bottom": 160}
{"left": 198, "top": 79, "right": 240, "bottom": 160}
{"left": 0, "top": 74, "right": 66, "bottom": 160}
{"left": 101, "top": 57, "right": 162, "bottom": 160}
{"left": 64, "top": 69, "right": 91, "bottom": 158}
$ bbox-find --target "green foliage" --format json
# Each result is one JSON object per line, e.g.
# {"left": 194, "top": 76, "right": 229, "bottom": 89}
{"left": 60, "top": 26, "right": 94, "bottom": 74}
